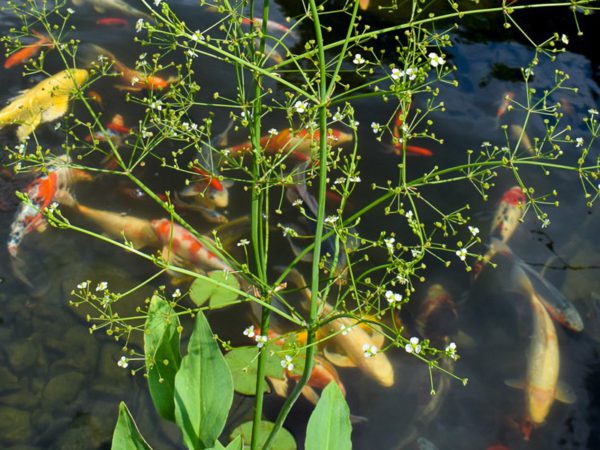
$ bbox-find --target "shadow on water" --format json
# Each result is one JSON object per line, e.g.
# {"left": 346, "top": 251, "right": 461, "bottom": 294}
{"left": 0, "top": 0, "right": 599, "bottom": 449}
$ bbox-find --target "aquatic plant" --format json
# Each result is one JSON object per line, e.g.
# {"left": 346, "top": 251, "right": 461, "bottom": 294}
{"left": 1, "top": 0, "right": 599, "bottom": 448}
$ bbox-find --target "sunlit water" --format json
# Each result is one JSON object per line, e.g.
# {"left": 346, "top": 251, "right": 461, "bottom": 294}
{"left": 0, "top": 1, "right": 599, "bottom": 449}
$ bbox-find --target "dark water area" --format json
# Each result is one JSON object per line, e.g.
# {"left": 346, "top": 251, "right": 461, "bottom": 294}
{"left": 0, "top": 1, "right": 599, "bottom": 449}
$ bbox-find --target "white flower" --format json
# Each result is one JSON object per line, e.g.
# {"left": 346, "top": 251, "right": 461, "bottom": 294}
{"left": 237, "top": 239, "right": 250, "bottom": 247}
{"left": 141, "top": 129, "right": 153, "bottom": 139}
{"left": 294, "top": 101, "right": 308, "bottom": 114}
{"left": 391, "top": 68, "right": 402, "bottom": 81}
{"left": 575, "top": 137, "right": 584, "bottom": 147}
{"left": 396, "top": 274, "right": 408, "bottom": 285}
{"left": 348, "top": 176, "right": 361, "bottom": 183}
{"left": 186, "top": 49, "right": 197, "bottom": 58}
{"left": 268, "top": 128, "right": 278, "bottom": 136}
{"left": 405, "top": 210, "right": 414, "bottom": 220}
{"left": 456, "top": 248, "right": 468, "bottom": 261}
{"left": 371, "top": 122, "right": 382, "bottom": 134}
{"left": 333, "top": 111, "right": 344, "bottom": 122}
{"left": 117, "top": 356, "right": 129, "bottom": 369}
{"left": 405, "top": 67, "right": 417, "bottom": 81}
{"left": 481, "top": 141, "right": 492, "bottom": 148}
{"left": 135, "top": 19, "right": 144, "bottom": 33}
{"left": 130, "top": 76, "right": 140, "bottom": 86}
{"left": 172, "top": 289, "right": 181, "bottom": 298}
{"left": 541, "top": 218, "right": 551, "bottom": 229}
{"left": 384, "top": 237, "right": 395, "bottom": 251}
{"left": 468, "top": 226, "right": 479, "bottom": 236}
{"left": 243, "top": 325, "right": 256, "bottom": 338}
{"left": 191, "top": 30, "right": 204, "bottom": 42}
{"left": 340, "top": 324, "right": 349, "bottom": 335}
{"left": 154, "top": 0, "right": 161, "bottom": 6}
{"left": 561, "top": 34, "right": 569, "bottom": 45}
{"left": 324, "top": 215, "right": 338, "bottom": 225}
{"left": 280, "top": 355, "right": 294, "bottom": 371}
{"left": 362, "top": 343, "right": 378, "bottom": 358}
{"left": 353, "top": 53, "right": 366, "bottom": 65}
{"left": 411, "top": 248, "right": 422, "bottom": 258}
{"left": 66, "top": 7, "right": 75, "bottom": 14}
{"left": 96, "top": 281, "right": 108, "bottom": 292}
{"left": 445, "top": 342, "right": 458, "bottom": 360}
{"left": 77, "top": 281, "right": 88, "bottom": 290}
{"left": 524, "top": 67, "right": 534, "bottom": 78}
{"left": 149, "top": 100, "right": 163, "bottom": 111}
{"left": 428, "top": 52, "right": 446, "bottom": 68}
{"left": 405, "top": 336, "right": 422, "bottom": 354}
{"left": 255, "top": 335, "right": 268, "bottom": 348}
{"left": 292, "top": 198, "right": 303, "bottom": 207}
{"left": 385, "top": 290, "right": 402, "bottom": 305}
{"left": 589, "top": 108, "right": 599, "bottom": 116}
{"left": 334, "top": 177, "right": 346, "bottom": 185}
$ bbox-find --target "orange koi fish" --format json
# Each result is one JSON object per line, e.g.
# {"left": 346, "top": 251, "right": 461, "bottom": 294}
{"left": 8, "top": 164, "right": 91, "bottom": 257}
{"left": 496, "top": 91, "right": 515, "bottom": 119}
{"left": 151, "top": 219, "right": 233, "bottom": 273}
{"left": 490, "top": 186, "right": 526, "bottom": 243}
{"left": 509, "top": 124, "right": 534, "bottom": 155}
{"left": 359, "top": 0, "right": 370, "bottom": 10}
{"left": 228, "top": 128, "right": 353, "bottom": 160}
{"left": 392, "top": 110, "right": 433, "bottom": 157}
{"left": 4, "top": 31, "right": 53, "bottom": 69}
{"left": 87, "top": 90, "right": 104, "bottom": 108}
{"left": 96, "top": 17, "right": 129, "bottom": 27}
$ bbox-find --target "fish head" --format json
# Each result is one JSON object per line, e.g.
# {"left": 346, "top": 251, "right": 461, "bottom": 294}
{"left": 501, "top": 186, "right": 526, "bottom": 206}
{"left": 146, "top": 75, "right": 170, "bottom": 90}
{"left": 207, "top": 186, "right": 229, "bottom": 208}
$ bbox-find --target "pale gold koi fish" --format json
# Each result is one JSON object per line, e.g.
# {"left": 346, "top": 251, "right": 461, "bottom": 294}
{"left": 71, "top": 0, "right": 152, "bottom": 20}
{"left": 0, "top": 69, "right": 88, "bottom": 141}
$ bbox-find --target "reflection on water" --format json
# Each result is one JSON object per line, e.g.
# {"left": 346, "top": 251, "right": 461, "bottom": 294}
{"left": 0, "top": 1, "right": 599, "bottom": 449}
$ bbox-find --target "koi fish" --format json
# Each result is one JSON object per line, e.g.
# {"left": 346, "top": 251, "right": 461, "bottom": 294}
{"left": 505, "top": 292, "right": 574, "bottom": 439}
{"left": 392, "top": 110, "right": 433, "bottom": 157}
{"left": 359, "top": 0, "right": 370, "bottom": 11}
{"left": 0, "top": 69, "right": 89, "bottom": 141}
{"left": 87, "top": 90, "right": 104, "bottom": 108}
{"left": 4, "top": 31, "right": 52, "bottom": 69}
{"left": 286, "top": 269, "right": 394, "bottom": 387}
{"left": 85, "top": 114, "right": 131, "bottom": 144}
{"left": 71, "top": 0, "right": 152, "bottom": 20}
{"left": 510, "top": 124, "right": 534, "bottom": 155}
{"left": 82, "top": 44, "right": 172, "bottom": 91}
{"left": 496, "top": 91, "right": 515, "bottom": 119}
{"left": 415, "top": 284, "right": 458, "bottom": 343}
{"left": 490, "top": 186, "right": 526, "bottom": 243}
{"left": 8, "top": 162, "right": 91, "bottom": 257}
{"left": 96, "top": 17, "right": 129, "bottom": 27}
{"left": 241, "top": 17, "right": 296, "bottom": 37}
{"left": 228, "top": 128, "right": 352, "bottom": 160}
{"left": 56, "top": 191, "right": 160, "bottom": 250}
{"left": 151, "top": 218, "right": 233, "bottom": 274}
{"left": 494, "top": 238, "right": 584, "bottom": 332}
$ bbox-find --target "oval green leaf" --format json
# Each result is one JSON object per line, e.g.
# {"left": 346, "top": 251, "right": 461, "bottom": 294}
{"left": 174, "top": 310, "right": 234, "bottom": 450}
{"left": 111, "top": 402, "right": 153, "bottom": 450}
{"left": 208, "top": 271, "right": 239, "bottom": 309}
{"left": 305, "top": 382, "right": 352, "bottom": 450}
{"left": 230, "top": 420, "right": 296, "bottom": 450}
{"left": 189, "top": 278, "right": 215, "bottom": 307}
{"left": 225, "top": 346, "right": 285, "bottom": 395}
{"left": 144, "top": 295, "right": 182, "bottom": 422}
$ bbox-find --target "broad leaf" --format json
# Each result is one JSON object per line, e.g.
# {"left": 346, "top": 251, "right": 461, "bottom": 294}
{"left": 174, "top": 311, "right": 234, "bottom": 450}
{"left": 144, "top": 295, "right": 181, "bottom": 421}
{"left": 225, "top": 346, "right": 284, "bottom": 395}
{"left": 111, "top": 402, "right": 153, "bottom": 450}
{"left": 212, "top": 435, "right": 243, "bottom": 450}
{"left": 305, "top": 382, "right": 351, "bottom": 450}
{"left": 189, "top": 271, "right": 239, "bottom": 309}
{"left": 230, "top": 421, "right": 296, "bottom": 450}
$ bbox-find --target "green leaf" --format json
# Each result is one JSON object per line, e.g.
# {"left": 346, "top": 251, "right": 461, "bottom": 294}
{"left": 225, "top": 346, "right": 284, "bottom": 395}
{"left": 305, "top": 382, "right": 352, "bottom": 450}
{"left": 174, "top": 310, "right": 234, "bottom": 450}
{"left": 111, "top": 402, "right": 153, "bottom": 450}
{"left": 144, "top": 295, "right": 181, "bottom": 422}
{"left": 230, "top": 421, "right": 296, "bottom": 450}
{"left": 189, "top": 271, "right": 239, "bottom": 309}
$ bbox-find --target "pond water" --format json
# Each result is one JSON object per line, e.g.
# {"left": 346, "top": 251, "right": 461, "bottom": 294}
{"left": 0, "top": 1, "right": 599, "bottom": 449}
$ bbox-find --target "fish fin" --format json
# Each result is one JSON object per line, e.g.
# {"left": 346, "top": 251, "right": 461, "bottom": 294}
{"left": 41, "top": 95, "right": 69, "bottom": 122}
{"left": 350, "top": 414, "right": 369, "bottom": 424}
{"left": 555, "top": 381, "right": 576, "bottom": 404}
{"left": 179, "top": 184, "right": 204, "bottom": 197}
{"left": 504, "top": 378, "right": 525, "bottom": 390}
{"left": 324, "top": 345, "right": 356, "bottom": 368}
{"left": 301, "top": 386, "right": 320, "bottom": 405}
{"left": 221, "top": 180, "right": 234, "bottom": 188}
{"left": 268, "top": 376, "right": 289, "bottom": 398}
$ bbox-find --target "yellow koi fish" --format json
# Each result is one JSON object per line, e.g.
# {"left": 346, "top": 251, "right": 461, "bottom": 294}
{"left": 0, "top": 69, "right": 88, "bottom": 141}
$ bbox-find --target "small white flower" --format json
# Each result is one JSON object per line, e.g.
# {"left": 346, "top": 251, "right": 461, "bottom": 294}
{"left": 353, "top": 53, "right": 366, "bottom": 65}
{"left": 468, "top": 226, "right": 479, "bottom": 236}
{"left": 481, "top": 141, "right": 492, "bottom": 148}
{"left": 243, "top": 325, "right": 256, "bottom": 338}
{"left": 280, "top": 355, "right": 294, "bottom": 371}
{"left": 294, "top": 101, "right": 308, "bottom": 114}
{"left": 411, "top": 248, "right": 421, "bottom": 258}
{"left": 135, "top": 19, "right": 144, "bottom": 33}
{"left": 66, "top": 7, "right": 75, "bottom": 14}
{"left": 154, "top": 0, "right": 161, "bottom": 6}
{"left": 405, "top": 210, "right": 414, "bottom": 220}
{"left": 362, "top": 343, "right": 378, "bottom": 358}
{"left": 524, "top": 67, "right": 534, "bottom": 78}
{"left": 96, "top": 281, "right": 108, "bottom": 292}
{"left": 561, "top": 34, "right": 569, "bottom": 45}
{"left": 348, "top": 176, "right": 361, "bottom": 183}
{"left": 237, "top": 239, "right": 250, "bottom": 247}
{"left": 340, "top": 324, "right": 349, "bottom": 335}
{"left": 396, "top": 274, "right": 408, "bottom": 285}
{"left": 117, "top": 356, "right": 129, "bottom": 369}
{"left": 445, "top": 342, "right": 458, "bottom": 360}
{"left": 141, "top": 129, "right": 153, "bottom": 139}
{"left": 77, "top": 281, "right": 88, "bottom": 290}
{"left": 541, "top": 218, "right": 551, "bottom": 229}
{"left": 172, "top": 289, "right": 181, "bottom": 298}
{"left": 333, "top": 111, "right": 344, "bottom": 122}
{"left": 186, "top": 49, "right": 197, "bottom": 58}
{"left": 575, "top": 137, "right": 584, "bottom": 147}
{"left": 384, "top": 237, "right": 395, "bottom": 251}
{"left": 149, "top": 100, "right": 163, "bottom": 111}
{"left": 428, "top": 52, "right": 446, "bottom": 68}
{"left": 589, "top": 108, "right": 599, "bottom": 116}
{"left": 292, "top": 198, "right": 303, "bottom": 207}
{"left": 334, "top": 177, "right": 346, "bottom": 185}
{"left": 130, "top": 76, "right": 140, "bottom": 86}
{"left": 405, "top": 336, "right": 422, "bottom": 354}
{"left": 371, "top": 122, "right": 382, "bottom": 134}
{"left": 391, "top": 68, "right": 402, "bottom": 81}
{"left": 255, "top": 335, "right": 268, "bottom": 348}
{"left": 191, "top": 30, "right": 204, "bottom": 42}
{"left": 324, "top": 215, "right": 338, "bottom": 225}
{"left": 385, "top": 290, "right": 402, "bottom": 305}
{"left": 405, "top": 67, "right": 417, "bottom": 81}
{"left": 456, "top": 248, "right": 468, "bottom": 261}
{"left": 268, "top": 128, "right": 278, "bottom": 136}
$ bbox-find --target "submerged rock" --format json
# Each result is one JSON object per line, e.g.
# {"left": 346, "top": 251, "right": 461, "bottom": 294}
{"left": 0, "top": 406, "right": 32, "bottom": 444}
{"left": 7, "top": 340, "right": 40, "bottom": 373}
{"left": 0, "top": 367, "right": 20, "bottom": 394}
{"left": 42, "top": 372, "right": 85, "bottom": 412}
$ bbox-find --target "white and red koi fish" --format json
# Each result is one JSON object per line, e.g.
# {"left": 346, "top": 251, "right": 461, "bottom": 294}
{"left": 151, "top": 219, "right": 233, "bottom": 273}
{"left": 8, "top": 165, "right": 91, "bottom": 257}
{"left": 227, "top": 128, "right": 353, "bottom": 160}
{"left": 490, "top": 186, "right": 527, "bottom": 243}
{"left": 177, "top": 166, "right": 232, "bottom": 224}
{"left": 241, "top": 17, "right": 296, "bottom": 37}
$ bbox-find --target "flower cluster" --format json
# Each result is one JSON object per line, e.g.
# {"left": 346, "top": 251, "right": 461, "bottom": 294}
{"left": 362, "top": 344, "right": 378, "bottom": 358}
{"left": 280, "top": 355, "right": 294, "bottom": 371}
{"left": 243, "top": 326, "right": 268, "bottom": 348}
{"left": 385, "top": 290, "right": 402, "bottom": 305}
{"left": 405, "top": 337, "right": 422, "bottom": 354}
